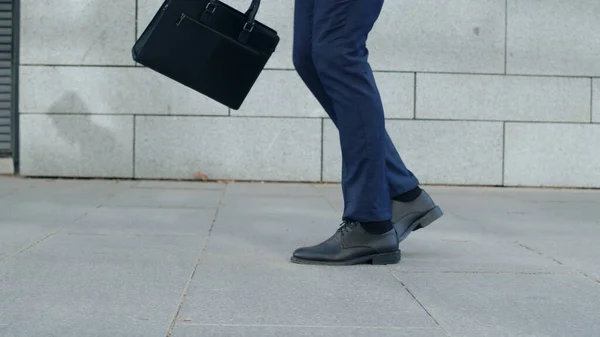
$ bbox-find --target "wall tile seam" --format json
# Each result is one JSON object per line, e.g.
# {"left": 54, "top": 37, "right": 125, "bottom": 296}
{"left": 502, "top": 71, "right": 600, "bottom": 79}
{"left": 132, "top": 115, "right": 137, "bottom": 178}
{"left": 413, "top": 72, "right": 417, "bottom": 119}
{"left": 16, "top": 64, "right": 600, "bottom": 79}
{"left": 591, "top": 77, "right": 596, "bottom": 123}
{"left": 134, "top": 0, "right": 139, "bottom": 43}
{"left": 315, "top": 117, "right": 505, "bottom": 123}
{"left": 503, "top": 0, "right": 508, "bottom": 75}
{"left": 321, "top": 180, "right": 508, "bottom": 188}
{"left": 16, "top": 114, "right": 597, "bottom": 126}
{"left": 498, "top": 183, "right": 600, "bottom": 189}
{"left": 386, "top": 118, "right": 594, "bottom": 125}
{"left": 132, "top": 115, "right": 320, "bottom": 119}
{"left": 411, "top": 118, "right": 594, "bottom": 124}
{"left": 501, "top": 121, "right": 506, "bottom": 186}
{"left": 413, "top": 72, "right": 596, "bottom": 80}
{"left": 18, "top": 112, "right": 139, "bottom": 117}
{"left": 503, "top": 121, "right": 600, "bottom": 126}
{"left": 17, "top": 112, "right": 231, "bottom": 117}
{"left": 320, "top": 118, "right": 324, "bottom": 182}
{"left": 18, "top": 63, "right": 138, "bottom": 68}
{"left": 295, "top": 118, "right": 599, "bottom": 124}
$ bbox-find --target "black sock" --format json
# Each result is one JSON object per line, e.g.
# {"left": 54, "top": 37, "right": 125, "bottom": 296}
{"left": 393, "top": 186, "right": 422, "bottom": 203}
{"left": 360, "top": 220, "right": 393, "bottom": 235}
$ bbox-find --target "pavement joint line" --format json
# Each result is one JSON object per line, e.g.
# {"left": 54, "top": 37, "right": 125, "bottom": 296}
{"left": 0, "top": 232, "right": 57, "bottom": 264}
{"left": 514, "top": 241, "right": 564, "bottom": 265}
{"left": 578, "top": 271, "right": 600, "bottom": 284}
{"left": 0, "top": 188, "right": 120, "bottom": 264}
{"left": 386, "top": 267, "right": 451, "bottom": 337}
{"left": 515, "top": 241, "right": 600, "bottom": 285}
{"left": 176, "top": 323, "right": 442, "bottom": 330}
{"left": 311, "top": 184, "right": 342, "bottom": 214}
{"left": 0, "top": 204, "right": 102, "bottom": 264}
{"left": 166, "top": 184, "right": 229, "bottom": 337}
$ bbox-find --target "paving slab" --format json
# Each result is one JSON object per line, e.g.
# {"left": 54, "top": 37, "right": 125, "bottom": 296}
{"left": 226, "top": 182, "right": 324, "bottom": 197}
{"left": 0, "top": 188, "right": 16, "bottom": 200}
{"left": 218, "top": 193, "right": 338, "bottom": 222}
{"left": 0, "top": 177, "right": 23, "bottom": 200}
{"left": 391, "top": 186, "right": 600, "bottom": 241}
{"left": 0, "top": 234, "right": 203, "bottom": 337}
{"left": 420, "top": 187, "right": 600, "bottom": 280}
{"left": 172, "top": 325, "right": 447, "bottom": 337}
{"left": 393, "top": 232, "right": 570, "bottom": 274}
{"left": 0, "top": 219, "right": 56, "bottom": 260}
{"left": 1, "top": 178, "right": 129, "bottom": 209}
{"left": 514, "top": 236, "right": 600, "bottom": 282}
{"left": 133, "top": 180, "right": 226, "bottom": 191}
{"left": 203, "top": 193, "right": 341, "bottom": 263}
{"left": 0, "top": 176, "right": 39, "bottom": 189}
{"left": 0, "top": 198, "right": 96, "bottom": 223}
{"left": 102, "top": 187, "right": 224, "bottom": 209}
{"left": 59, "top": 206, "right": 216, "bottom": 236}
{"left": 174, "top": 189, "right": 438, "bottom": 332}
{"left": 176, "top": 262, "right": 437, "bottom": 329}
{"left": 0, "top": 178, "right": 119, "bottom": 259}
{"left": 394, "top": 272, "right": 600, "bottom": 337}
{"left": 1, "top": 178, "right": 599, "bottom": 337}
{"left": 11, "top": 177, "right": 135, "bottom": 192}
{"left": 426, "top": 186, "right": 600, "bottom": 223}
{"left": 313, "top": 184, "right": 345, "bottom": 213}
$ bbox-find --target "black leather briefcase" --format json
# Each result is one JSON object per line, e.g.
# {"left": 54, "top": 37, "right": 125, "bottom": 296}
{"left": 133, "top": 0, "right": 279, "bottom": 110}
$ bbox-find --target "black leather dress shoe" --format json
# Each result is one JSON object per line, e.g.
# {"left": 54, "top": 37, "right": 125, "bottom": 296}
{"left": 391, "top": 189, "right": 443, "bottom": 243}
{"left": 291, "top": 221, "right": 401, "bottom": 265}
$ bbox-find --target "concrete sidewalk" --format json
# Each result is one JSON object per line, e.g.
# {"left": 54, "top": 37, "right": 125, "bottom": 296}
{"left": 1, "top": 177, "right": 599, "bottom": 337}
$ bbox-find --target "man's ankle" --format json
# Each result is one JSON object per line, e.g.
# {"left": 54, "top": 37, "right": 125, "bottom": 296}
{"left": 393, "top": 186, "right": 422, "bottom": 203}
{"left": 360, "top": 220, "right": 393, "bottom": 235}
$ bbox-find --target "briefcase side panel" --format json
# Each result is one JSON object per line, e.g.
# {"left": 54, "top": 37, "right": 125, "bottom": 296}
{"left": 181, "top": 14, "right": 271, "bottom": 108}
{"left": 133, "top": 0, "right": 172, "bottom": 61}
{"left": 132, "top": 0, "right": 279, "bottom": 109}
{"left": 137, "top": 12, "right": 271, "bottom": 109}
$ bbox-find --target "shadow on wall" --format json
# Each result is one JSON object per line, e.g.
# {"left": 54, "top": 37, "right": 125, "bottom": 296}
{"left": 44, "top": 91, "right": 120, "bottom": 175}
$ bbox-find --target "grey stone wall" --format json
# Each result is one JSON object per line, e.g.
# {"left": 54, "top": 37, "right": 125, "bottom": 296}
{"left": 17, "top": 0, "right": 600, "bottom": 187}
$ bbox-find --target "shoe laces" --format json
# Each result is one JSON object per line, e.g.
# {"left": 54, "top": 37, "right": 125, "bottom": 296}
{"left": 338, "top": 220, "right": 359, "bottom": 235}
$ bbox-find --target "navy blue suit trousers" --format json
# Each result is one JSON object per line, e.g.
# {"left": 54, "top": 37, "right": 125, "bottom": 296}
{"left": 293, "top": 0, "right": 420, "bottom": 222}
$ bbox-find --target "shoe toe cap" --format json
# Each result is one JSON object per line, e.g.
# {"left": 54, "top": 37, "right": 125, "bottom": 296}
{"left": 292, "top": 246, "right": 316, "bottom": 259}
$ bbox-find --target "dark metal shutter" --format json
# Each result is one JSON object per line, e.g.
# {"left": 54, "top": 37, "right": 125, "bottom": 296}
{"left": 0, "top": 0, "right": 12, "bottom": 157}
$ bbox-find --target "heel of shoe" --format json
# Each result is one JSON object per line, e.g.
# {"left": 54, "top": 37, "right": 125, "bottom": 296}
{"left": 371, "top": 250, "right": 401, "bottom": 265}
{"left": 414, "top": 206, "right": 443, "bottom": 231}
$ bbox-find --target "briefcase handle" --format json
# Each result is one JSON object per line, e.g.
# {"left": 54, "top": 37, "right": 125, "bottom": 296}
{"left": 203, "top": 0, "right": 261, "bottom": 42}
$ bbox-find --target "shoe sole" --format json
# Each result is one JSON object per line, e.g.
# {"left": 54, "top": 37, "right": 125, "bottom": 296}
{"left": 290, "top": 250, "right": 401, "bottom": 266}
{"left": 396, "top": 206, "right": 444, "bottom": 243}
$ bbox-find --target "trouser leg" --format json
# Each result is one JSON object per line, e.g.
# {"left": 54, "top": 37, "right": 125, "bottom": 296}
{"left": 292, "top": 0, "right": 419, "bottom": 220}
{"left": 312, "top": 0, "right": 389, "bottom": 221}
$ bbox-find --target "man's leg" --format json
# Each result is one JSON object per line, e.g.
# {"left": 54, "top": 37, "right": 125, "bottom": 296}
{"left": 310, "top": 0, "right": 390, "bottom": 222}
{"left": 292, "top": 1, "right": 419, "bottom": 201}
{"left": 292, "top": 0, "right": 351, "bottom": 208}
{"left": 291, "top": 0, "right": 442, "bottom": 253}
{"left": 292, "top": 0, "right": 332, "bottom": 118}
{"left": 291, "top": 0, "right": 402, "bottom": 265}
